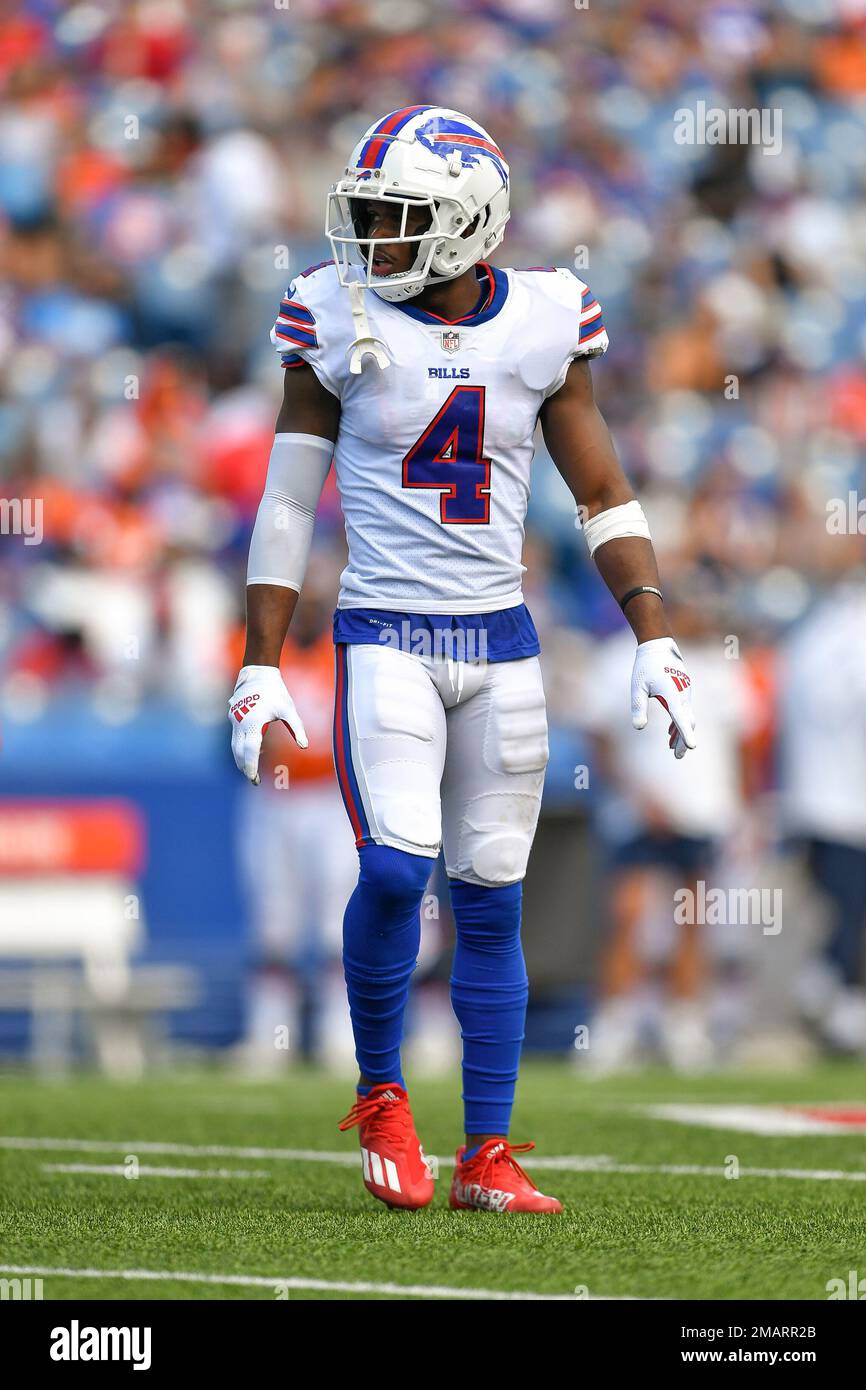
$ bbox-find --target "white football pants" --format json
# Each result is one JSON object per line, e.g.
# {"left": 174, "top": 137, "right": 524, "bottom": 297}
{"left": 333, "top": 643, "right": 549, "bottom": 887}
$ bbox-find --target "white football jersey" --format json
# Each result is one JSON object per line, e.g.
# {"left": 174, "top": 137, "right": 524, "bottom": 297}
{"left": 271, "top": 261, "right": 608, "bottom": 613}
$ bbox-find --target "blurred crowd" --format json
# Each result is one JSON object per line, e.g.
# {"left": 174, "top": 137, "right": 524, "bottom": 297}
{"left": 2, "top": 0, "right": 866, "bottom": 1068}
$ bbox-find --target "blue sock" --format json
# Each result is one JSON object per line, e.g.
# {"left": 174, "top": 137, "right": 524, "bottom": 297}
{"left": 342, "top": 844, "right": 432, "bottom": 1087}
{"left": 448, "top": 877, "right": 528, "bottom": 1138}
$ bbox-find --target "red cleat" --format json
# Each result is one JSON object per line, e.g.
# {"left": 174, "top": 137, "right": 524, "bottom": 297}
{"left": 339, "top": 1084, "right": 434, "bottom": 1210}
{"left": 450, "top": 1139, "right": 563, "bottom": 1214}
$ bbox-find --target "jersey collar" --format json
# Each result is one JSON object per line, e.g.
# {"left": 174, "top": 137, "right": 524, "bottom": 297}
{"left": 379, "top": 263, "right": 509, "bottom": 327}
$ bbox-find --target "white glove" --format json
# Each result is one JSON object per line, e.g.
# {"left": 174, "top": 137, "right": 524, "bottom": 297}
{"left": 631, "top": 637, "right": 697, "bottom": 760}
{"left": 228, "top": 664, "right": 308, "bottom": 785}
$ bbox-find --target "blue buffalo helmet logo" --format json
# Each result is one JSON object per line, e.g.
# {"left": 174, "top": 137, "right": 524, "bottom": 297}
{"left": 414, "top": 117, "right": 508, "bottom": 189}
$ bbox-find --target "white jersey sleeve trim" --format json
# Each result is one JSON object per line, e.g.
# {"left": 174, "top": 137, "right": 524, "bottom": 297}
{"left": 528, "top": 267, "right": 609, "bottom": 399}
{"left": 270, "top": 269, "right": 342, "bottom": 398}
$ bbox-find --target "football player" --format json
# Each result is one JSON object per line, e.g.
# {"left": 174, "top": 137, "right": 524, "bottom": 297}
{"left": 229, "top": 107, "right": 696, "bottom": 1213}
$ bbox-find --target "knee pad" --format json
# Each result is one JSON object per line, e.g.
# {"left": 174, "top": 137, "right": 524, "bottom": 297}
{"left": 448, "top": 791, "right": 542, "bottom": 886}
{"left": 470, "top": 827, "right": 533, "bottom": 885}
{"left": 357, "top": 842, "right": 432, "bottom": 910}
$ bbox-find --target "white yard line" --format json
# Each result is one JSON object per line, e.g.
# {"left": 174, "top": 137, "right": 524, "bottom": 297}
{"left": 3, "top": 1135, "right": 866, "bottom": 1182}
{"left": 643, "top": 1103, "right": 866, "bottom": 1136}
{"left": 41, "top": 1163, "right": 270, "bottom": 1180}
{"left": 578, "top": 1161, "right": 866, "bottom": 1181}
{"left": 0, "top": 1264, "right": 610, "bottom": 1301}
{"left": 0, "top": 1137, "right": 358, "bottom": 1164}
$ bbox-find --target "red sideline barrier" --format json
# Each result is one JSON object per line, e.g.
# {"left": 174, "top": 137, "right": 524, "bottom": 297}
{"left": 0, "top": 800, "right": 146, "bottom": 875}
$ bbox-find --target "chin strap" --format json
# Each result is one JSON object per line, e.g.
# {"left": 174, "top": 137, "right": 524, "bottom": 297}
{"left": 347, "top": 281, "right": 391, "bottom": 374}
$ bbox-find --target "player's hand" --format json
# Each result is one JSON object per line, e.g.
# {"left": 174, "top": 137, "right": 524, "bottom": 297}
{"left": 630, "top": 637, "right": 696, "bottom": 759}
{"left": 228, "top": 664, "right": 308, "bottom": 785}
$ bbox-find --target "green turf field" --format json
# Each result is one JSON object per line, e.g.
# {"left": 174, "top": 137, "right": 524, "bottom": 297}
{"left": 1, "top": 1061, "right": 865, "bottom": 1301}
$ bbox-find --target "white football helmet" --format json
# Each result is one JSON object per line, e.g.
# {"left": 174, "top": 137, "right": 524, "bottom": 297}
{"left": 326, "top": 105, "right": 510, "bottom": 303}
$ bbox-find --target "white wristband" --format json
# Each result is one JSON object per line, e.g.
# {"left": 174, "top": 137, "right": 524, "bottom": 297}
{"left": 581, "top": 500, "right": 651, "bottom": 558}
{"left": 247, "top": 433, "right": 333, "bottom": 591}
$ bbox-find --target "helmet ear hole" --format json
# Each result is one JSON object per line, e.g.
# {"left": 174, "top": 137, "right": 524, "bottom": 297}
{"left": 461, "top": 213, "right": 480, "bottom": 241}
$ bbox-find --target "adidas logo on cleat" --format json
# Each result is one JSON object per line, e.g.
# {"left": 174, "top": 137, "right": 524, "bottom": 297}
{"left": 361, "top": 1145, "right": 402, "bottom": 1195}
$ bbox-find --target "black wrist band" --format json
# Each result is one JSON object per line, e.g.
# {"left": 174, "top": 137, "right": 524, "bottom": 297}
{"left": 619, "top": 585, "right": 663, "bottom": 612}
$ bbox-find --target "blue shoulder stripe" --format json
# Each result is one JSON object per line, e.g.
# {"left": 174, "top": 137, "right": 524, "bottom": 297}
{"left": 275, "top": 323, "right": 318, "bottom": 349}
{"left": 280, "top": 299, "right": 315, "bottom": 325}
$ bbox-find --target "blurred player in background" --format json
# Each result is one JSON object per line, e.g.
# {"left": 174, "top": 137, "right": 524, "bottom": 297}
{"left": 228, "top": 106, "right": 696, "bottom": 1213}
{"left": 578, "top": 576, "right": 755, "bottom": 1073}
{"left": 781, "top": 554, "right": 866, "bottom": 1057}
{"left": 234, "top": 554, "right": 358, "bottom": 1075}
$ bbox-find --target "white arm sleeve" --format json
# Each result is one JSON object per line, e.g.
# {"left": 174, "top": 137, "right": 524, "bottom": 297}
{"left": 246, "top": 432, "right": 333, "bottom": 591}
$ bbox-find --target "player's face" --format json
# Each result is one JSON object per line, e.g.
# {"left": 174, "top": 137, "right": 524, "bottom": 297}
{"left": 364, "top": 200, "right": 433, "bottom": 276}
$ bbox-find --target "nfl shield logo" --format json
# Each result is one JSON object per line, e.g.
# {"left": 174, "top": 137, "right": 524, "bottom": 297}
{"left": 441, "top": 330, "right": 460, "bottom": 354}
